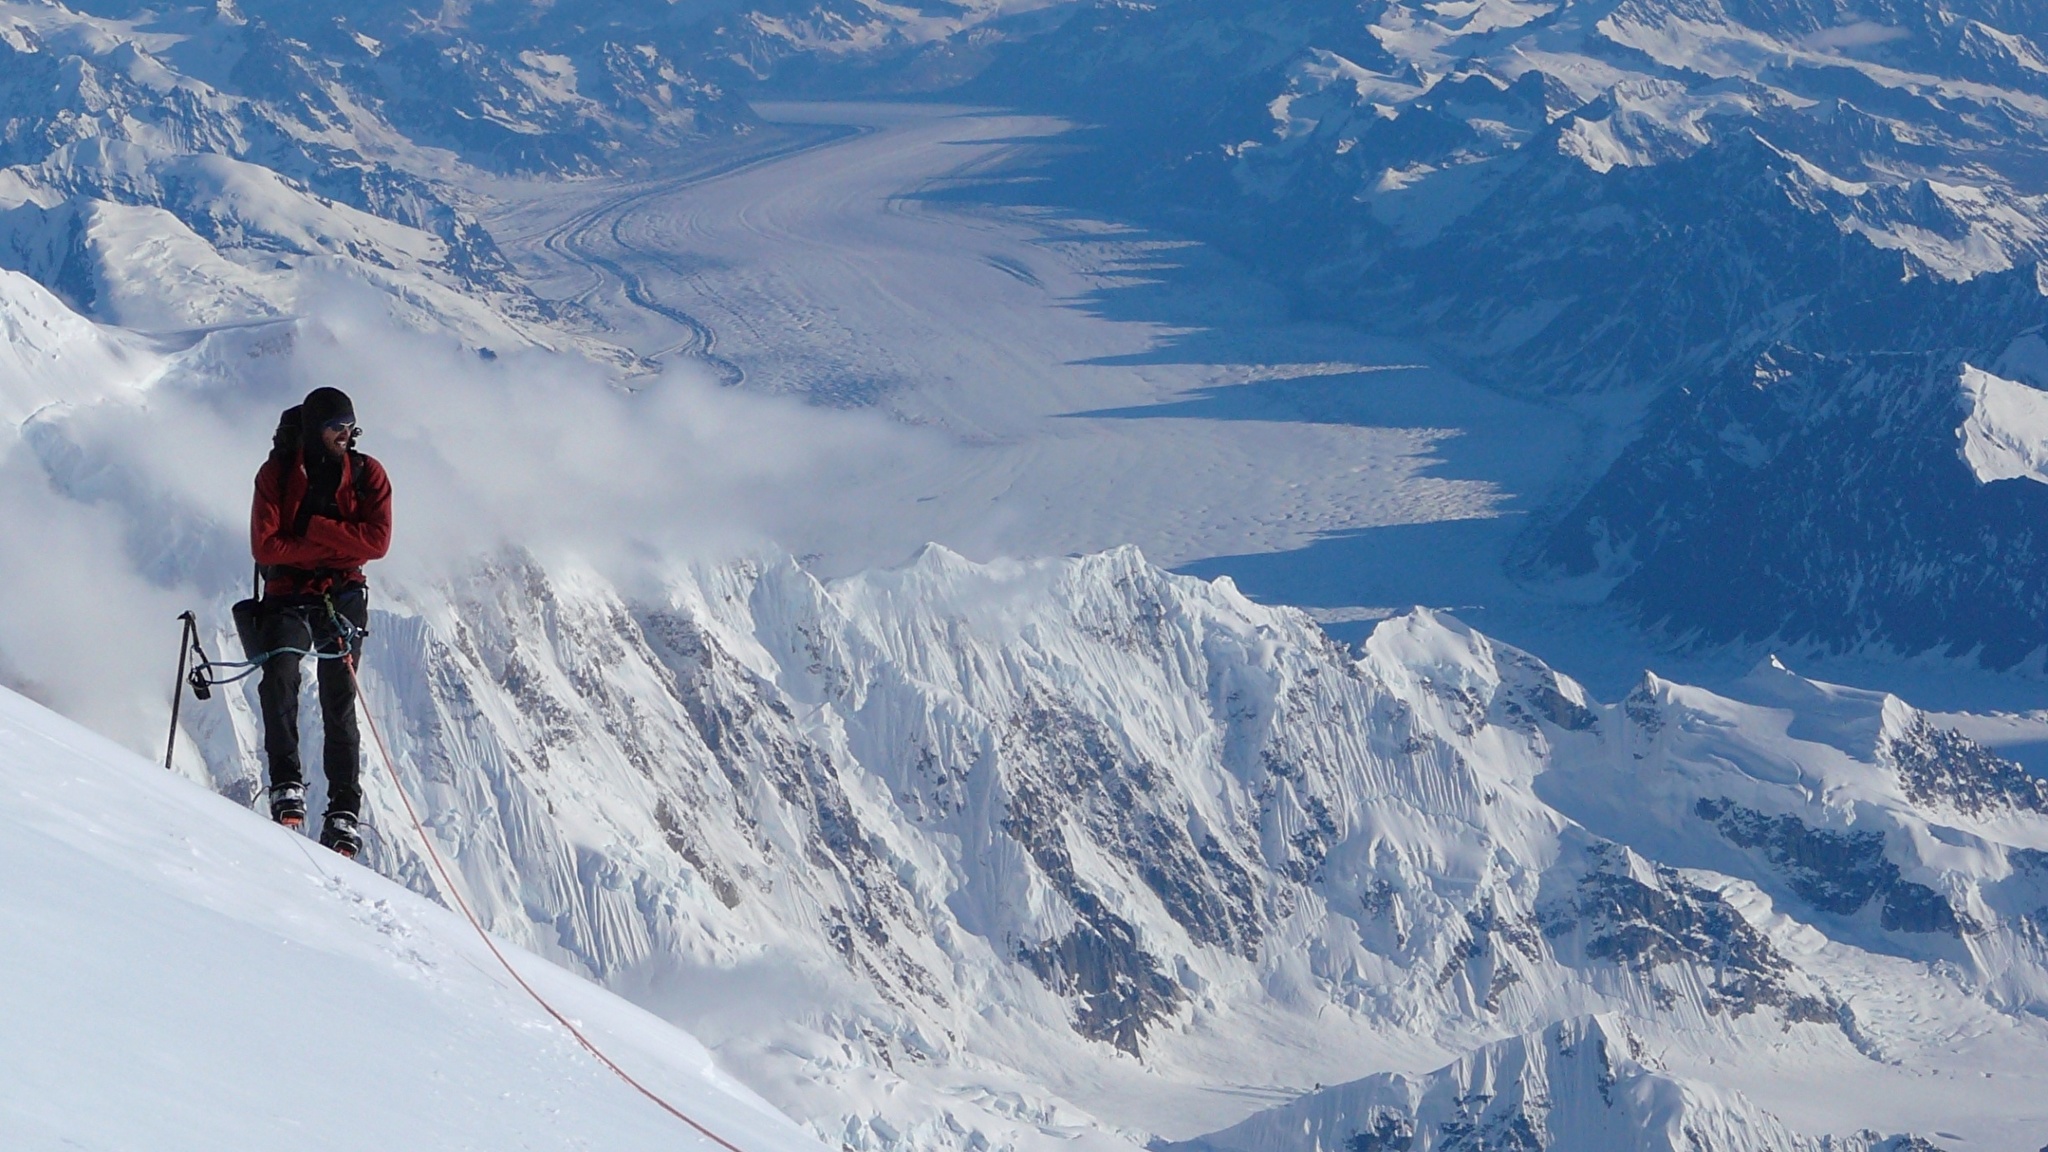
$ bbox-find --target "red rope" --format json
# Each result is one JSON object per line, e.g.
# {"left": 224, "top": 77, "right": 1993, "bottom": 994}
{"left": 349, "top": 663, "right": 751, "bottom": 1152}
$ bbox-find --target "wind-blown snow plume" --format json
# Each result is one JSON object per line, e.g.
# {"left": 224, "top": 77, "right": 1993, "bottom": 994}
{"left": 0, "top": 269, "right": 936, "bottom": 751}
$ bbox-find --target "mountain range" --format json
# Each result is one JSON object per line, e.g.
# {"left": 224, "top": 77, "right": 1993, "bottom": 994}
{"left": 3, "top": 0, "right": 2048, "bottom": 1148}
{"left": 962, "top": 0, "right": 2048, "bottom": 664}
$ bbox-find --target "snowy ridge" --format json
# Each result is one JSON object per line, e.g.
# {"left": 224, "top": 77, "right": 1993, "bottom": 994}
{"left": 0, "top": 266, "right": 154, "bottom": 422}
{"left": 0, "top": 672, "right": 832, "bottom": 1152}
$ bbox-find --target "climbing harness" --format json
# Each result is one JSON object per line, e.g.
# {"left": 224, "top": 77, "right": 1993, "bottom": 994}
{"left": 193, "top": 596, "right": 365, "bottom": 690}
{"left": 165, "top": 601, "right": 352, "bottom": 770}
{"left": 163, "top": 606, "right": 754, "bottom": 1151}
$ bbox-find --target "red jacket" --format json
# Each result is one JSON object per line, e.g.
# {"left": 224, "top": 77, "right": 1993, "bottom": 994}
{"left": 251, "top": 449, "right": 393, "bottom": 597}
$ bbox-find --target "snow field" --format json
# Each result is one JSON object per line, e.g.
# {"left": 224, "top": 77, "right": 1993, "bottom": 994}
{"left": 0, "top": 683, "right": 828, "bottom": 1152}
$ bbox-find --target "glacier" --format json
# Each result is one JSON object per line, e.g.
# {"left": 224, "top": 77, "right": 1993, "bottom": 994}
{"left": 959, "top": 0, "right": 2048, "bottom": 663}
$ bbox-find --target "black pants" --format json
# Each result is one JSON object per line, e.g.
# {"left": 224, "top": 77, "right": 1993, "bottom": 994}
{"left": 256, "top": 587, "right": 368, "bottom": 817}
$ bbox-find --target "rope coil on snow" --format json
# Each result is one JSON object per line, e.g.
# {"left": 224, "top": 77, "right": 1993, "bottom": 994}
{"left": 350, "top": 659, "right": 753, "bottom": 1152}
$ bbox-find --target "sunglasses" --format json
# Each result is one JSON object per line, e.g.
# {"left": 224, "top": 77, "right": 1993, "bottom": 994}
{"left": 321, "top": 418, "right": 357, "bottom": 434}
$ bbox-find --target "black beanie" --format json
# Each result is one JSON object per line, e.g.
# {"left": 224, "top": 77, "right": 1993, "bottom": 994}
{"left": 300, "top": 387, "right": 355, "bottom": 447}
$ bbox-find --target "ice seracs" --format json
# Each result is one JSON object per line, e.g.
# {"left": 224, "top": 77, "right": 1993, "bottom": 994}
{"left": 1163, "top": 1015, "right": 1851, "bottom": 1152}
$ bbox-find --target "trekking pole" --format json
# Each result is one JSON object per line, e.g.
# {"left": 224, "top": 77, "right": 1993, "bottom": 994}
{"left": 164, "top": 611, "right": 198, "bottom": 772}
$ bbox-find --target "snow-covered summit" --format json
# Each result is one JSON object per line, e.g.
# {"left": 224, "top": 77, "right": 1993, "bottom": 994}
{"left": 1959, "top": 363, "right": 2048, "bottom": 486}
{"left": 0, "top": 266, "right": 153, "bottom": 423}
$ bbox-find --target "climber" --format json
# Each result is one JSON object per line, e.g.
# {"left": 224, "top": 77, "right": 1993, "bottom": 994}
{"left": 247, "top": 386, "right": 392, "bottom": 857}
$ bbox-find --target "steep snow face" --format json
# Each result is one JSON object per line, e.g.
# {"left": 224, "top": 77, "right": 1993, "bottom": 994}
{"left": 147, "top": 543, "right": 2048, "bottom": 1150}
{"left": 1959, "top": 364, "right": 2048, "bottom": 485}
{"left": 0, "top": 266, "right": 154, "bottom": 422}
{"left": 0, "top": 677, "right": 833, "bottom": 1152}
{"left": 1164, "top": 1016, "right": 1840, "bottom": 1152}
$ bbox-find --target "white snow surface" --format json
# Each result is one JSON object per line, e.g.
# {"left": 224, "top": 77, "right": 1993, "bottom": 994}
{"left": 1958, "top": 363, "right": 2048, "bottom": 486}
{"left": 0, "top": 266, "right": 156, "bottom": 423}
{"left": 0, "top": 680, "right": 831, "bottom": 1152}
{"left": 1166, "top": 1016, "right": 1830, "bottom": 1152}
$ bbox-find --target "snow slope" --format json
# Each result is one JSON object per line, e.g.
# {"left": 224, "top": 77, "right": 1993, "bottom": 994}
{"left": 0, "top": 679, "right": 830, "bottom": 1152}
{"left": 1959, "top": 362, "right": 2048, "bottom": 485}
{"left": 4, "top": 118, "right": 2041, "bottom": 1147}
{"left": 0, "top": 266, "right": 155, "bottom": 423}
{"left": 8, "top": 5, "right": 2048, "bottom": 1149}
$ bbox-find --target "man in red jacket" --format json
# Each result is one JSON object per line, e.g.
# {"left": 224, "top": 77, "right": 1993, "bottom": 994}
{"left": 250, "top": 386, "right": 392, "bottom": 857}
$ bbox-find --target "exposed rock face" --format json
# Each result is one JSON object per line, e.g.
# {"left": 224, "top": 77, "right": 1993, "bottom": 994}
{"left": 1540, "top": 842, "right": 1840, "bottom": 1024}
{"left": 1694, "top": 798, "right": 1974, "bottom": 937}
{"left": 1884, "top": 717, "right": 2048, "bottom": 817}
{"left": 1539, "top": 345, "right": 2048, "bottom": 666}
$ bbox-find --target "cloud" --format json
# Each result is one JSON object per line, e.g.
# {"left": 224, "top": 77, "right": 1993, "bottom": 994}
{"left": 0, "top": 275, "right": 945, "bottom": 756}
{"left": 1802, "top": 22, "right": 1911, "bottom": 51}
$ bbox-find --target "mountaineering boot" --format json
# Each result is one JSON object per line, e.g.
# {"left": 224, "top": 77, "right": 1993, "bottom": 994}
{"left": 319, "top": 811, "right": 362, "bottom": 859}
{"left": 269, "top": 783, "right": 306, "bottom": 828}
